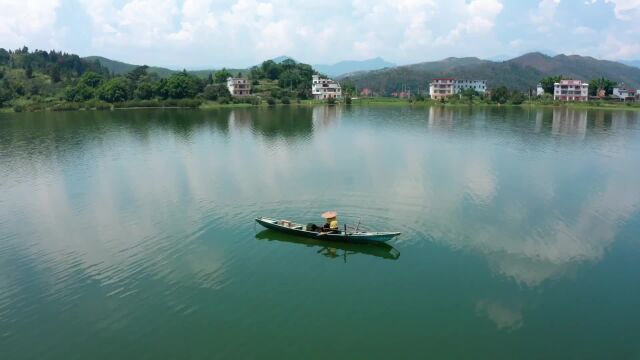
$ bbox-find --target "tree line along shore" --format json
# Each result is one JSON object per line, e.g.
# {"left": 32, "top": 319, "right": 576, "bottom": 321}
{"left": 1, "top": 47, "right": 639, "bottom": 113}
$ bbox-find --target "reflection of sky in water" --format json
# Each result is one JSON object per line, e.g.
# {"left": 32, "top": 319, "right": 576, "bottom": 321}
{"left": 1, "top": 106, "right": 640, "bottom": 349}
{"left": 2, "top": 108, "right": 639, "bottom": 285}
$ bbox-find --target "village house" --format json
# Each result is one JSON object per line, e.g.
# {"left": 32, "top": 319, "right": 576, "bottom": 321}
{"left": 429, "top": 78, "right": 456, "bottom": 100}
{"left": 612, "top": 84, "right": 637, "bottom": 102}
{"left": 553, "top": 79, "right": 589, "bottom": 102}
{"left": 429, "top": 78, "right": 487, "bottom": 100}
{"left": 226, "top": 77, "right": 251, "bottom": 97}
{"left": 536, "top": 84, "right": 545, "bottom": 96}
{"left": 311, "top": 75, "right": 342, "bottom": 100}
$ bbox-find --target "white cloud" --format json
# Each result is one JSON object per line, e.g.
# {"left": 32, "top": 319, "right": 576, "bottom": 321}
{"left": 0, "top": 0, "right": 61, "bottom": 48}
{"left": 435, "top": 0, "right": 503, "bottom": 45}
{"left": 605, "top": 0, "right": 640, "bottom": 20}
{"left": 3, "top": 0, "right": 637, "bottom": 67}
{"left": 530, "top": 0, "right": 561, "bottom": 32}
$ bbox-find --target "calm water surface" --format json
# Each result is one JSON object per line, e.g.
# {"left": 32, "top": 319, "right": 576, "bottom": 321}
{"left": 1, "top": 106, "right": 639, "bottom": 359}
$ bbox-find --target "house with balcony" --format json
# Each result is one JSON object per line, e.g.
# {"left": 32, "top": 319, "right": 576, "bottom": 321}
{"left": 612, "top": 84, "right": 637, "bottom": 102}
{"left": 429, "top": 78, "right": 487, "bottom": 100}
{"left": 227, "top": 77, "right": 251, "bottom": 97}
{"left": 312, "top": 75, "right": 342, "bottom": 100}
{"left": 429, "top": 78, "right": 456, "bottom": 100}
{"left": 553, "top": 80, "right": 589, "bottom": 102}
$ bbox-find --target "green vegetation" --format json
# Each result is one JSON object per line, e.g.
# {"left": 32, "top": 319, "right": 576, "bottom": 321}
{"left": 3, "top": 48, "right": 638, "bottom": 113}
{"left": 0, "top": 47, "right": 326, "bottom": 112}
{"left": 342, "top": 52, "right": 640, "bottom": 95}
{"left": 248, "top": 59, "right": 315, "bottom": 100}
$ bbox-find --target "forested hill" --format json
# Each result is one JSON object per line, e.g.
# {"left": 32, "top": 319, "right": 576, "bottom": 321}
{"left": 340, "top": 53, "right": 640, "bottom": 95}
{"left": 0, "top": 47, "right": 319, "bottom": 111}
{"left": 83, "top": 56, "right": 176, "bottom": 78}
{"left": 83, "top": 56, "right": 248, "bottom": 79}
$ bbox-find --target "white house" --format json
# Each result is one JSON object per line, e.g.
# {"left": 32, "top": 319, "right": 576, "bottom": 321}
{"left": 429, "top": 78, "right": 487, "bottom": 100}
{"left": 227, "top": 77, "right": 251, "bottom": 97}
{"left": 553, "top": 80, "right": 589, "bottom": 102}
{"left": 612, "top": 84, "right": 637, "bottom": 101}
{"left": 312, "top": 75, "right": 342, "bottom": 100}
{"left": 536, "top": 84, "right": 545, "bottom": 96}
{"left": 455, "top": 79, "right": 487, "bottom": 94}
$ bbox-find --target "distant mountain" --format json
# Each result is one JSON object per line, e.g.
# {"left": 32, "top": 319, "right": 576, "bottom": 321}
{"left": 314, "top": 57, "right": 395, "bottom": 77}
{"left": 621, "top": 60, "right": 640, "bottom": 69}
{"left": 271, "top": 55, "right": 295, "bottom": 63}
{"left": 340, "top": 52, "right": 640, "bottom": 94}
{"left": 84, "top": 56, "right": 177, "bottom": 78}
{"left": 83, "top": 56, "right": 248, "bottom": 79}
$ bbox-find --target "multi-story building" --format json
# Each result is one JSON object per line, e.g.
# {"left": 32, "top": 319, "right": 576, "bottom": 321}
{"left": 429, "top": 78, "right": 456, "bottom": 100}
{"left": 536, "top": 84, "right": 545, "bottom": 96}
{"left": 454, "top": 79, "right": 487, "bottom": 93}
{"left": 612, "top": 84, "right": 637, "bottom": 101}
{"left": 553, "top": 80, "right": 589, "bottom": 102}
{"left": 312, "top": 75, "right": 342, "bottom": 100}
{"left": 429, "top": 78, "right": 487, "bottom": 100}
{"left": 227, "top": 77, "right": 251, "bottom": 97}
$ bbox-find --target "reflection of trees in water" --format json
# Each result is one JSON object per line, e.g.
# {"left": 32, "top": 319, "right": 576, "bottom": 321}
{"left": 0, "top": 110, "right": 232, "bottom": 167}
{"left": 228, "top": 107, "right": 316, "bottom": 141}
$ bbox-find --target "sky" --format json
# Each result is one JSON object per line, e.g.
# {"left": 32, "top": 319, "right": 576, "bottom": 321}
{"left": 0, "top": 0, "right": 639, "bottom": 69}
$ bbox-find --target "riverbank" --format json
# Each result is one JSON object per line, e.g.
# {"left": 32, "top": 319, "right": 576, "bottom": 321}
{"left": 2, "top": 97, "right": 640, "bottom": 113}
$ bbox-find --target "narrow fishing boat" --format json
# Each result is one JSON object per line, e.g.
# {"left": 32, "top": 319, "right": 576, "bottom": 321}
{"left": 255, "top": 214, "right": 401, "bottom": 244}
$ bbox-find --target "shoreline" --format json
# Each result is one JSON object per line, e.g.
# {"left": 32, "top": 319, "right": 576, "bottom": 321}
{"left": 2, "top": 98, "right": 640, "bottom": 113}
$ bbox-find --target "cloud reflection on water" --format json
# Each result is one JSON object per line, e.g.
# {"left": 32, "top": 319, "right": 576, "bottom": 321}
{"left": 1, "top": 106, "right": 639, "bottom": 327}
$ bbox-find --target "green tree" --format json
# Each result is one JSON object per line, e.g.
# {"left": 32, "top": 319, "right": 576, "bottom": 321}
{"left": 261, "top": 60, "right": 281, "bottom": 80}
{"left": 64, "top": 83, "right": 95, "bottom": 102}
{"left": 540, "top": 76, "right": 563, "bottom": 94}
{"left": 97, "top": 77, "right": 131, "bottom": 102}
{"left": 509, "top": 90, "right": 525, "bottom": 105}
{"left": 589, "top": 77, "right": 616, "bottom": 96}
{"left": 0, "top": 48, "right": 9, "bottom": 65}
{"left": 50, "top": 65, "right": 61, "bottom": 83}
{"left": 25, "top": 63, "right": 33, "bottom": 78}
{"left": 460, "top": 88, "right": 478, "bottom": 104}
{"left": 134, "top": 81, "right": 155, "bottom": 100}
{"left": 127, "top": 65, "right": 149, "bottom": 82}
{"left": 159, "top": 72, "right": 202, "bottom": 99}
{"left": 491, "top": 86, "right": 510, "bottom": 104}
{"left": 79, "top": 71, "right": 103, "bottom": 88}
{"left": 0, "top": 84, "right": 13, "bottom": 107}
{"left": 341, "top": 82, "right": 356, "bottom": 96}
{"left": 202, "top": 84, "right": 230, "bottom": 101}
{"left": 214, "top": 68, "right": 232, "bottom": 83}
{"left": 207, "top": 72, "right": 213, "bottom": 85}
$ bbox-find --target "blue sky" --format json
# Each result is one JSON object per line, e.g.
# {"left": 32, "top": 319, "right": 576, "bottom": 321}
{"left": 0, "top": 0, "right": 639, "bottom": 69}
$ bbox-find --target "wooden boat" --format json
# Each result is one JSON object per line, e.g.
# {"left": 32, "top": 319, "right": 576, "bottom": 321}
{"left": 255, "top": 216, "right": 401, "bottom": 244}
{"left": 255, "top": 230, "right": 400, "bottom": 260}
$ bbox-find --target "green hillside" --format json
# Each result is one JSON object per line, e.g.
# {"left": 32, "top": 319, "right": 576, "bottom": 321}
{"left": 84, "top": 56, "right": 176, "bottom": 77}
{"left": 341, "top": 53, "right": 640, "bottom": 95}
{"left": 84, "top": 56, "right": 248, "bottom": 79}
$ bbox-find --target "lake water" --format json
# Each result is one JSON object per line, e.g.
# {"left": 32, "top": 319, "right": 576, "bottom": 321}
{"left": 1, "top": 106, "right": 639, "bottom": 359}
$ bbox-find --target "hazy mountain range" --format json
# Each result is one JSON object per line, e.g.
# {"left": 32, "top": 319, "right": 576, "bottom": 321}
{"left": 84, "top": 52, "right": 640, "bottom": 95}
{"left": 84, "top": 55, "right": 396, "bottom": 79}
{"left": 340, "top": 52, "right": 640, "bottom": 94}
{"left": 313, "top": 57, "right": 395, "bottom": 77}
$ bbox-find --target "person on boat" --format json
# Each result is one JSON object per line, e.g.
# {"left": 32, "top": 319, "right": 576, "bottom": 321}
{"left": 321, "top": 211, "right": 339, "bottom": 233}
